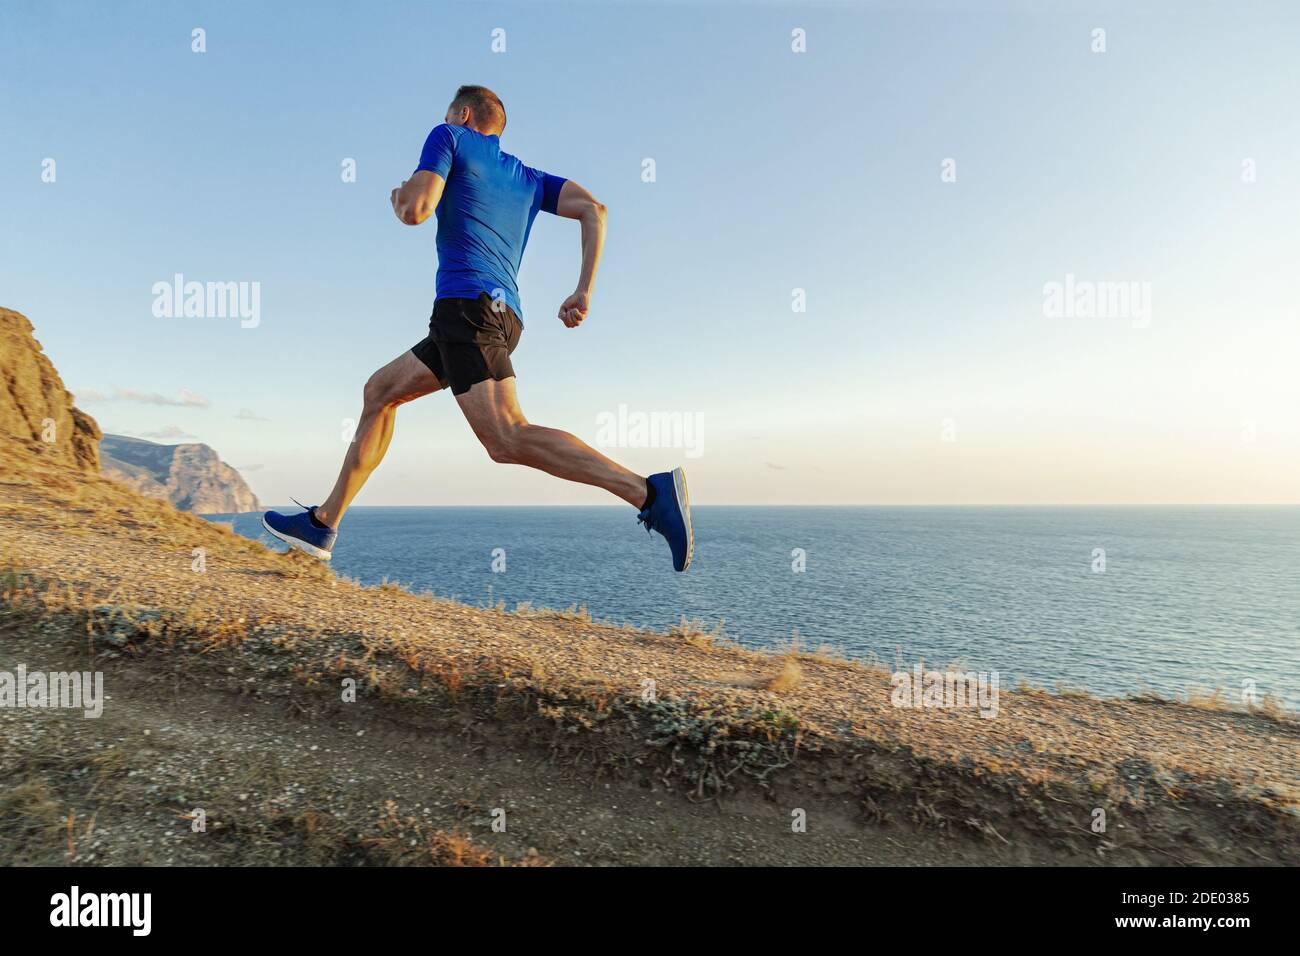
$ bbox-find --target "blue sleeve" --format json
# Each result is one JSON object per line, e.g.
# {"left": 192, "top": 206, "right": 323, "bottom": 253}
{"left": 538, "top": 172, "right": 567, "bottom": 215}
{"left": 416, "top": 124, "right": 457, "bottom": 178}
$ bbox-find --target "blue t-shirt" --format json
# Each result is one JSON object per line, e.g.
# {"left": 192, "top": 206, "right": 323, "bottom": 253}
{"left": 416, "top": 123, "right": 566, "bottom": 320}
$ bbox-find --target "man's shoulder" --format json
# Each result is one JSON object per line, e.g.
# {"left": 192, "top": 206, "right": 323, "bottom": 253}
{"left": 431, "top": 122, "right": 469, "bottom": 143}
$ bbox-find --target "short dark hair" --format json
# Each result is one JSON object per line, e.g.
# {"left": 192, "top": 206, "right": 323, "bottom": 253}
{"left": 451, "top": 85, "right": 506, "bottom": 134}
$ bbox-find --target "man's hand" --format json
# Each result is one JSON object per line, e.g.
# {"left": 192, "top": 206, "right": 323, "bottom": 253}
{"left": 558, "top": 290, "right": 590, "bottom": 327}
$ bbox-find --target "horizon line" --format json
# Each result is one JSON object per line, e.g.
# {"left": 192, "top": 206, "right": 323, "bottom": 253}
{"left": 246, "top": 502, "right": 1300, "bottom": 510}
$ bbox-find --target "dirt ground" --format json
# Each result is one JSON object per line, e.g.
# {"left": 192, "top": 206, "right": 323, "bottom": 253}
{"left": 2, "top": 615, "right": 1004, "bottom": 866}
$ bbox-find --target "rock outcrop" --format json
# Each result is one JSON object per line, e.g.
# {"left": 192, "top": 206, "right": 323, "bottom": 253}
{"left": 1, "top": 306, "right": 257, "bottom": 515}
{"left": 100, "top": 434, "right": 261, "bottom": 514}
{"left": 0, "top": 308, "right": 103, "bottom": 472}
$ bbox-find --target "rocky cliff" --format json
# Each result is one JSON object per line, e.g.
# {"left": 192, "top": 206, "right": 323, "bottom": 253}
{"left": 0, "top": 308, "right": 102, "bottom": 472}
{"left": 1, "top": 305, "right": 258, "bottom": 515}
{"left": 101, "top": 434, "right": 261, "bottom": 514}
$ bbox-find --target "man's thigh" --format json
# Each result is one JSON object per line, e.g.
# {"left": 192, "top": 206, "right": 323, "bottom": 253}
{"left": 454, "top": 376, "right": 524, "bottom": 446}
{"left": 369, "top": 349, "right": 445, "bottom": 405}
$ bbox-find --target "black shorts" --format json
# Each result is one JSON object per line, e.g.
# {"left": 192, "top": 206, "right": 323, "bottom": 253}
{"left": 411, "top": 293, "right": 523, "bottom": 395}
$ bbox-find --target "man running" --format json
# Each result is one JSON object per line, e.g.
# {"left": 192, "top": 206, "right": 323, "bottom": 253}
{"left": 262, "top": 85, "right": 693, "bottom": 570}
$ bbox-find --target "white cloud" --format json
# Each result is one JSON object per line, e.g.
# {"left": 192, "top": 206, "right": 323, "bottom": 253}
{"left": 137, "top": 425, "right": 197, "bottom": 441}
{"left": 77, "top": 387, "right": 209, "bottom": 408}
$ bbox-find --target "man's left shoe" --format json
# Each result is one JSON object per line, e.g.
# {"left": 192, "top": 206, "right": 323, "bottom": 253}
{"left": 262, "top": 503, "right": 337, "bottom": 560}
{"left": 637, "top": 467, "right": 694, "bottom": 572}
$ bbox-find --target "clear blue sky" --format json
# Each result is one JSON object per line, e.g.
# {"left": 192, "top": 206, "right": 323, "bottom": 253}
{"left": 4, "top": 0, "right": 1298, "bottom": 504}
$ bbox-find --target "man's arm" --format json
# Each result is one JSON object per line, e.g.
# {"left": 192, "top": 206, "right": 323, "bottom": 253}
{"left": 553, "top": 180, "right": 607, "bottom": 328}
{"left": 390, "top": 170, "right": 445, "bottom": 226}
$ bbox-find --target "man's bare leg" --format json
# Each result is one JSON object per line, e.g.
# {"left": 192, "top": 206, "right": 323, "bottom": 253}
{"left": 315, "top": 350, "right": 444, "bottom": 527}
{"left": 455, "top": 376, "right": 646, "bottom": 507}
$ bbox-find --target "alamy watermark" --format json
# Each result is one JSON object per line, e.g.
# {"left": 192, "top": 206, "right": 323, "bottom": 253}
{"left": 891, "top": 664, "right": 999, "bottom": 718}
{"left": 152, "top": 273, "right": 260, "bottom": 328}
{"left": 1042, "top": 274, "right": 1151, "bottom": 328}
{"left": 1, "top": 665, "right": 104, "bottom": 718}
{"left": 595, "top": 404, "right": 704, "bottom": 458}
{"left": 50, "top": 886, "right": 150, "bottom": 936}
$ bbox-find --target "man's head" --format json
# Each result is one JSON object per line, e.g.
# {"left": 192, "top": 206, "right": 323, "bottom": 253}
{"left": 445, "top": 85, "right": 506, "bottom": 136}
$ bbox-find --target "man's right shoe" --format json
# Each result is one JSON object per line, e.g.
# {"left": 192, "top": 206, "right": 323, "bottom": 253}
{"left": 637, "top": 467, "right": 694, "bottom": 572}
{"left": 262, "top": 503, "right": 337, "bottom": 560}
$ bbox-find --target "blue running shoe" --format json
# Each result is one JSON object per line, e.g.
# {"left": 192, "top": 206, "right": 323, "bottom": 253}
{"left": 637, "top": 467, "right": 694, "bottom": 572}
{"left": 262, "top": 500, "right": 337, "bottom": 560}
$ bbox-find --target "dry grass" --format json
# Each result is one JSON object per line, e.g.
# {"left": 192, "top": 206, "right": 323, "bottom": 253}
{"left": 667, "top": 615, "right": 728, "bottom": 648}
{"left": 765, "top": 656, "right": 804, "bottom": 694}
{"left": 0, "top": 780, "right": 64, "bottom": 865}
{"left": 363, "top": 802, "right": 548, "bottom": 867}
